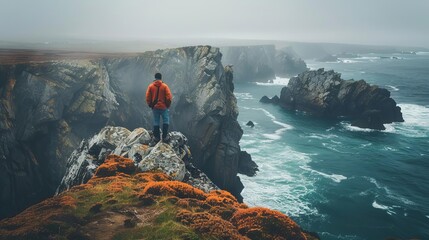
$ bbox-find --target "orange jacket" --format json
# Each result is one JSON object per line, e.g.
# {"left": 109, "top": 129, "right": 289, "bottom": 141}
{"left": 146, "top": 80, "right": 172, "bottom": 110}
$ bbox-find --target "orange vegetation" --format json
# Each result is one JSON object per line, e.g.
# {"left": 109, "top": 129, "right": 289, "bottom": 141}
{"left": 94, "top": 154, "right": 136, "bottom": 177}
{"left": 176, "top": 210, "right": 248, "bottom": 240}
{"left": 231, "top": 207, "right": 307, "bottom": 240}
{"left": 142, "top": 181, "right": 207, "bottom": 200}
{"left": 0, "top": 155, "right": 314, "bottom": 240}
{"left": 0, "top": 195, "right": 77, "bottom": 238}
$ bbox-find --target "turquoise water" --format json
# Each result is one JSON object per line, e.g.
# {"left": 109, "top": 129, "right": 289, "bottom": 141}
{"left": 236, "top": 52, "right": 429, "bottom": 240}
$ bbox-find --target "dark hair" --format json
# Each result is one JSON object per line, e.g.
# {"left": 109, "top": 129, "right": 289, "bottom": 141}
{"left": 155, "top": 73, "right": 162, "bottom": 80}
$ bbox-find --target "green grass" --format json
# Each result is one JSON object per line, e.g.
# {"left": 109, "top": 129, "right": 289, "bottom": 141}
{"left": 68, "top": 184, "right": 139, "bottom": 218}
{"left": 112, "top": 200, "right": 216, "bottom": 240}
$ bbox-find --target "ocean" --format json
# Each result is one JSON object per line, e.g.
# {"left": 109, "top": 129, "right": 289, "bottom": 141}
{"left": 235, "top": 52, "right": 429, "bottom": 240}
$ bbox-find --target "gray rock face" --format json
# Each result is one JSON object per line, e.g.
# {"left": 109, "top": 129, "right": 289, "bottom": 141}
{"left": 138, "top": 142, "right": 186, "bottom": 181}
{"left": 58, "top": 126, "right": 217, "bottom": 193}
{"left": 0, "top": 46, "right": 253, "bottom": 218}
{"left": 220, "top": 45, "right": 276, "bottom": 82}
{"left": 274, "top": 48, "right": 308, "bottom": 77}
{"left": 279, "top": 68, "right": 404, "bottom": 129}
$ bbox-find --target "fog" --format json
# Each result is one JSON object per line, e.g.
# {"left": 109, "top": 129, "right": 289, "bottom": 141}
{"left": 1, "top": 0, "right": 429, "bottom": 47}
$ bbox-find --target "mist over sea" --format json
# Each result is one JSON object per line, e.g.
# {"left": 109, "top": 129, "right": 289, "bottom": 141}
{"left": 236, "top": 52, "right": 429, "bottom": 240}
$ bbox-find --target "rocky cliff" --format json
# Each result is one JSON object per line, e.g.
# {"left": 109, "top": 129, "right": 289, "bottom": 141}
{"left": 220, "top": 45, "right": 276, "bottom": 82}
{"left": 0, "top": 154, "right": 317, "bottom": 240}
{"left": 0, "top": 46, "right": 255, "bottom": 218}
{"left": 274, "top": 68, "right": 404, "bottom": 130}
{"left": 274, "top": 47, "right": 308, "bottom": 77}
{"left": 220, "top": 45, "right": 308, "bottom": 82}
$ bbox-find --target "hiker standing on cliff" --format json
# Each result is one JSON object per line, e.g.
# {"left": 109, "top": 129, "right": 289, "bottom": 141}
{"left": 146, "top": 73, "right": 173, "bottom": 143}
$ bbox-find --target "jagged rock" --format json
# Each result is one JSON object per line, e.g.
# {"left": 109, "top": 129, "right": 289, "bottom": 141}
{"left": 238, "top": 151, "right": 258, "bottom": 177}
{"left": 58, "top": 126, "right": 218, "bottom": 195}
{"left": 0, "top": 46, "right": 251, "bottom": 217}
{"left": 138, "top": 142, "right": 186, "bottom": 181}
{"left": 89, "top": 126, "right": 131, "bottom": 156}
{"left": 183, "top": 162, "right": 219, "bottom": 192}
{"left": 246, "top": 121, "right": 255, "bottom": 128}
{"left": 260, "top": 95, "right": 280, "bottom": 104}
{"left": 113, "top": 128, "right": 151, "bottom": 156}
{"left": 279, "top": 68, "right": 404, "bottom": 129}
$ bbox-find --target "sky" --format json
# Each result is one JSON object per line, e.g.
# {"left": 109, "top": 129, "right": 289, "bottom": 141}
{"left": 1, "top": 0, "right": 429, "bottom": 47}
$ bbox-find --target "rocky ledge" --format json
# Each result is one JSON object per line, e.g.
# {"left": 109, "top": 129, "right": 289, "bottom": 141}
{"left": 0, "top": 151, "right": 318, "bottom": 240}
{"left": 57, "top": 126, "right": 224, "bottom": 194}
{"left": 261, "top": 68, "right": 404, "bottom": 130}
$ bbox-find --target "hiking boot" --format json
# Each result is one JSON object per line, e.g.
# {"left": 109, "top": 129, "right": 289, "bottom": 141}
{"left": 162, "top": 124, "right": 169, "bottom": 142}
{"left": 162, "top": 134, "right": 170, "bottom": 143}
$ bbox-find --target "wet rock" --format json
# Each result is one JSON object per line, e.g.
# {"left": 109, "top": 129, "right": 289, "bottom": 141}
{"left": 351, "top": 110, "right": 385, "bottom": 130}
{"left": 238, "top": 151, "right": 258, "bottom": 177}
{"left": 260, "top": 95, "right": 280, "bottom": 104}
{"left": 245, "top": 121, "right": 254, "bottom": 128}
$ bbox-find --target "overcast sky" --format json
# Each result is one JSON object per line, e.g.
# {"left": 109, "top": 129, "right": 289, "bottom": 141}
{"left": 1, "top": 0, "right": 428, "bottom": 47}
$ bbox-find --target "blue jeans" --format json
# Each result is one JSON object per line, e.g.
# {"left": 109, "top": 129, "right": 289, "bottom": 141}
{"left": 152, "top": 109, "right": 169, "bottom": 126}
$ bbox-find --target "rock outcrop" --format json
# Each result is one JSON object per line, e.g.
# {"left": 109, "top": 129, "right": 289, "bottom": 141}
{"left": 277, "top": 68, "right": 404, "bottom": 130}
{"left": 260, "top": 95, "right": 280, "bottom": 104}
{"left": 220, "top": 45, "right": 276, "bottom": 82}
{"left": 57, "top": 126, "right": 217, "bottom": 193}
{"left": 0, "top": 46, "right": 255, "bottom": 218}
{"left": 0, "top": 156, "right": 317, "bottom": 240}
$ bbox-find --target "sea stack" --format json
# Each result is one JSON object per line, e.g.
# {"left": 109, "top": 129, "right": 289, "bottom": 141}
{"left": 279, "top": 68, "right": 404, "bottom": 130}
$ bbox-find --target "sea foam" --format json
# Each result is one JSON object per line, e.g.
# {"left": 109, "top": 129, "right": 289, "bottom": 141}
{"left": 372, "top": 200, "right": 396, "bottom": 215}
{"left": 255, "top": 76, "right": 290, "bottom": 86}
{"left": 300, "top": 166, "right": 347, "bottom": 183}
{"left": 234, "top": 92, "right": 254, "bottom": 100}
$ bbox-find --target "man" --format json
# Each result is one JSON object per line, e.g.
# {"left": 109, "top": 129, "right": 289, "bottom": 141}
{"left": 146, "top": 73, "right": 173, "bottom": 143}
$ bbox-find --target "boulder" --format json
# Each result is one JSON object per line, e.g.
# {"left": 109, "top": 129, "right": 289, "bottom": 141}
{"left": 246, "top": 121, "right": 255, "bottom": 128}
